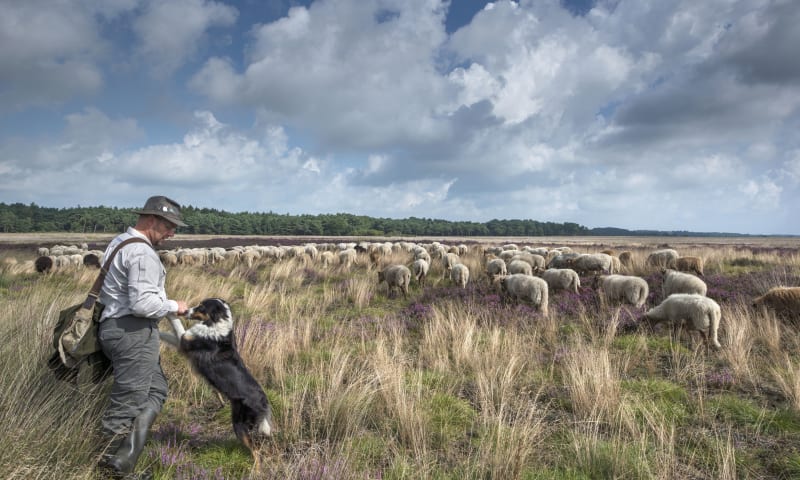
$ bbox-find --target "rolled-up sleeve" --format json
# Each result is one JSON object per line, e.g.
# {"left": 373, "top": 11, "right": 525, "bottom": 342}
{"left": 127, "top": 249, "right": 178, "bottom": 319}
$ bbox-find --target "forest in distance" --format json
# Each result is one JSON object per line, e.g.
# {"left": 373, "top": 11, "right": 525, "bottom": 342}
{"left": 0, "top": 202, "right": 780, "bottom": 238}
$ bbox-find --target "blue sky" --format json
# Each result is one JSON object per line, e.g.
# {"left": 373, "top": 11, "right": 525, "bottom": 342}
{"left": 1, "top": 0, "right": 799, "bottom": 235}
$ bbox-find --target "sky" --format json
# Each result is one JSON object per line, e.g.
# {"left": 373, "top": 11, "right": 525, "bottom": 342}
{"left": 1, "top": 0, "right": 799, "bottom": 235}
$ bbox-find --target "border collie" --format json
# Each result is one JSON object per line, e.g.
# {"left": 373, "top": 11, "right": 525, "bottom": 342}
{"left": 163, "top": 298, "right": 272, "bottom": 469}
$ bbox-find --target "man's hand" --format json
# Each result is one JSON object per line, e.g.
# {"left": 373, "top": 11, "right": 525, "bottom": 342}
{"left": 175, "top": 301, "right": 189, "bottom": 315}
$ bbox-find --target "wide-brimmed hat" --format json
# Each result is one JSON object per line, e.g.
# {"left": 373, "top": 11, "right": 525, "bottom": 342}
{"left": 133, "top": 195, "right": 188, "bottom": 227}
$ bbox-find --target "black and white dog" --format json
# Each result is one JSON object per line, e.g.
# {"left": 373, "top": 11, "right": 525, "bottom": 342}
{"left": 163, "top": 298, "right": 272, "bottom": 468}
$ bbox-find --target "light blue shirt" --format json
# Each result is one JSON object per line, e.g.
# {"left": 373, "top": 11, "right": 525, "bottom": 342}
{"left": 99, "top": 227, "right": 179, "bottom": 321}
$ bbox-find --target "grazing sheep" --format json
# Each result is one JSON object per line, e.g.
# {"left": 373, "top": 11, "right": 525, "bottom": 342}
{"left": 646, "top": 249, "right": 679, "bottom": 269}
{"left": 539, "top": 268, "right": 581, "bottom": 293}
{"left": 567, "top": 253, "right": 614, "bottom": 275}
{"left": 510, "top": 252, "right": 546, "bottom": 271}
{"left": 594, "top": 274, "right": 649, "bottom": 308}
{"left": 37, "top": 247, "right": 49, "bottom": 257}
{"left": 547, "top": 253, "right": 580, "bottom": 269}
{"left": 412, "top": 258, "right": 430, "bottom": 286}
{"left": 442, "top": 252, "right": 460, "bottom": 274}
{"left": 486, "top": 258, "right": 507, "bottom": 281}
{"left": 752, "top": 287, "right": 800, "bottom": 321}
{"left": 338, "top": 248, "right": 358, "bottom": 268}
{"left": 450, "top": 263, "right": 470, "bottom": 288}
{"left": 35, "top": 256, "right": 53, "bottom": 273}
{"left": 508, "top": 259, "right": 533, "bottom": 276}
{"left": 160, "top": 251, "right": 179, "bottom": 267}
{"left": 378, "top": 264, "right": 411, "bottom": 299}
{"left": 497, "top": 274, "right": 549, "bottom": 316}
{"left": 644, "top": 294, "right": 722, "bottom": 352}
{"left": 319, "top": 251, "right": 335, "bottom": 268}
{"left": 676, "top": 256, "right": 704, "bottom": 276}
{"left": 662, "top": 269, "right": 707, "bottom": 297}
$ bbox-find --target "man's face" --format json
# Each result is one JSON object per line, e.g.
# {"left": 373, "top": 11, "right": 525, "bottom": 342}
{"left": 151, "top": 217, "right": 177, "bottom": 245}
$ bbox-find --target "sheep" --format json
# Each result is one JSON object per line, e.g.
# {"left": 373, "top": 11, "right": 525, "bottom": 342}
{"left": 539, "top": 268, "right": 581, "bottom": 293}
{"left": 412, "top": 258, "right": 430, "bottom": 286}
{"left": 450, "top": 263, "right": 470, "bottom": 288}
{"left": 646, "top": 249, "right": 679, "bottom": 269}
{"left": 752, "top": 286, "right": 800, "bottom": 321}
{"left": 83, "top": 253, "right": 101, "bottom": 268}
{"left": 510, "top": 252, "right": 546, "bottom": 271}
{"left": 338, "top": 248, "right": 357, "bottom": 268}
{"left": 442, "top": 252, "right": 460, "bottom": 274}
{"left": 496, "top": 274, "right": 549, "bottom": 316}
{"left": 507, "top": 259, "right": 533, "bottom": 276}
{"left": 676, "top": 256, "right": 704, "bottom": 276}
{"left": 160, "top": 251, "right": 179, "bottom": 267}
{"left": 319, "top": 251, "right": 335, "bottom": 268}
{"left": 618, "top": 251, "right": 633, "bottom": 267}
{"left": 35, "top": 255, "right": 53, "bottom": 273}
{"left": 662, "top": 269, "right": 707, "bottom": 297}
{"left": 567, "top": 253, "right": 614, "bottom": 276}
{"left": 644, "top": 293, "right": 722, "bottom": 352}
{"left": 486, "top": 258, "right": 507, "bottom": 281}
{"left": 547, "top": 252, "right": 580, "bottom": 269}
{"left": 377, "top": 264, "right": 411, "bottom": 299}
{"left": 594, "top": 274, "right": 649, "bottom": 308}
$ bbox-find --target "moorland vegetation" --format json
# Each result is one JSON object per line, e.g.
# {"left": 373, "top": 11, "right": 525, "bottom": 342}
{"left": 0, "top": 238, "right": 799, "bottom": 479}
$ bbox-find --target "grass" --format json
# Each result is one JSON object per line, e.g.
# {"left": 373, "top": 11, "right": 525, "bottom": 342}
{"left": 1, "top": 238, "right": 800, "bottom": 479}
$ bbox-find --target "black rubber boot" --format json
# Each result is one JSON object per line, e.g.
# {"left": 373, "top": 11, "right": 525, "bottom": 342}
{"left": 98, "top": 407, "right": 158, "bottom": 476}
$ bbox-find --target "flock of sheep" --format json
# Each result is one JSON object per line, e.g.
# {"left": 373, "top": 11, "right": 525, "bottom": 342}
{"left": 28, "top": 240, "right": 800, "bottom": 353}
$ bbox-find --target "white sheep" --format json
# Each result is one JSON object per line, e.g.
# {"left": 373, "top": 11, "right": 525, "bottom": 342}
{"left": 662, "top": 269, "right": 707, "bottom": 297}
{"left": 442, "top": 252, "right": 460, "bottom": 274}
{"left": 510, "top": 252, "right": 546, "bottom": 271}
{"left": 507, "top": 259, "right": 533, "bottom": 276}
{"left": 646, "top": 249, "right": 679, "bottom": 269}
{"left": 378, "top": 264, "right": 411, "bottom": 299}
{"left": 539, "top": 268, "right": 581, "bottom": 293}
{"left": 497, "top": 274, "right": 549, "bottom": 316}
{"left": 644, "top": 293, "right": 722, "bottom": 352}
{"left": 547, "top": 253, "right": 580, "bottom": 269}
{"left": 594, "top": 274, "right": 649, "bottom": 308}
{"left": 567, "top": 253, "right": 614, "bottom": 275}
{"left": 450, "top": 263, "right": 470, "bottom": 288}
{"left": 486, "top": 258, "right": 507, "bottom": 281}
{"left": 338, "top": 248, "right": 358, "bottom": 268}
{"left": 412, "top": 258, "right": 430, "bottom": 286}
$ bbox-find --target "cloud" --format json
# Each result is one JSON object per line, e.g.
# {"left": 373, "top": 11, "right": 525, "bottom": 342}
{"left": 133, "top": 0, "right": 238, "bottom": 76}
{"left": 0, "top": 1, "right": 107, "bottom": 110}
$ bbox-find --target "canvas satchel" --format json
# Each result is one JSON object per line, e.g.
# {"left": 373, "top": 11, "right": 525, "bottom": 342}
{"left": 52, "top": 237, "right": 149, "bottom": 368}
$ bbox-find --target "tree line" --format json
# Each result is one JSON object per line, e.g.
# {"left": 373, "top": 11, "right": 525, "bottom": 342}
{"left": 0, "top": 202, "right": 590, "bottom": 237}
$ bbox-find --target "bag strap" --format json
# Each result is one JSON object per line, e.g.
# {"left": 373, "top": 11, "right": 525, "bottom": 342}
{"left": 82, "top": 237, "right": 151, "bottom": 309}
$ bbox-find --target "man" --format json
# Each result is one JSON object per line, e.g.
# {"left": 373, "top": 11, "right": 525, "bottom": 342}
{"left": 97, "top": 195, "right": 189, "bottom": 477}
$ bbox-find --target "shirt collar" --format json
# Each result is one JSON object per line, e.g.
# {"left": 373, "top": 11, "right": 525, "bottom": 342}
{"left": 128, "top": 226, "right": 153, "bottom": 246}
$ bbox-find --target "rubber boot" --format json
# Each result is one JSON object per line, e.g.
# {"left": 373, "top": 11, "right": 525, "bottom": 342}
{"left": 98, "top": 407, "right": 158, "bottom": 476}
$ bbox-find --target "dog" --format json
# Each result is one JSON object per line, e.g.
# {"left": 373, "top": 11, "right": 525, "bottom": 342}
{"left": 162, "top": 298, "right": 272, "bottom": 470}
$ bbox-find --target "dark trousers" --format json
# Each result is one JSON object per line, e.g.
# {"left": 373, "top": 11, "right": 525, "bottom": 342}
{"left": 98, "top": 315, "right": 167, "bottom": 436}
